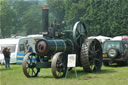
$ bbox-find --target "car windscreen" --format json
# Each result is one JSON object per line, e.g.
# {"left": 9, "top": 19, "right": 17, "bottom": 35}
{"left": 103, "top": 41, "right": 121, "bottom": 52}
{"left": 0, "top": 44, "right": 16, "bottom": 53}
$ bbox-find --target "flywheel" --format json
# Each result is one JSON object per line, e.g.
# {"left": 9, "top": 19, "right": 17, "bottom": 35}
{"left": 73, "top": 21, "right": 88, "bottom": 48}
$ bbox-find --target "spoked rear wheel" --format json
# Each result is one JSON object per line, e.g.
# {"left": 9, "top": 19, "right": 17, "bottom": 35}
{"left": 81, "top": 39, "right": 103, "bottom": 72}
{"left": 23, "top": 53, "right": 40, "bottom": 77}
{"left": 51, "top": 52, "right": 67, "bottom": 78}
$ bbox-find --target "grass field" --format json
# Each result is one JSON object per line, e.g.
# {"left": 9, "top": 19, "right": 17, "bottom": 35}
{"left": 0, "top": 64, "right": 128, "bottom": 85}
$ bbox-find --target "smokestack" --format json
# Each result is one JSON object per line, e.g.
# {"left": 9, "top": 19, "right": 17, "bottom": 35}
{"left": 40, "top": 6, "right": 49, "bottom": 34}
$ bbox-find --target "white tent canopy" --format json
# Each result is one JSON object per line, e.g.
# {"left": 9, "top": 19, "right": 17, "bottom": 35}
{"left": 88, "top": 35, "right": 112, "bottom": 43}
{"left": 112, "top": 36, "right": 128, "bottom": 40}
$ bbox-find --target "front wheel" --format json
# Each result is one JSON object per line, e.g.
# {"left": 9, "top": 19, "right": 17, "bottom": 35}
{"left": 22, "top": 53, "right": 40, "bottom": 77}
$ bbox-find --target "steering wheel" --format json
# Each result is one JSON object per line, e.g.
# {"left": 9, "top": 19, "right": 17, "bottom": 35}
{"left": 73, "top": 21, "right": 88, "bottom": 47}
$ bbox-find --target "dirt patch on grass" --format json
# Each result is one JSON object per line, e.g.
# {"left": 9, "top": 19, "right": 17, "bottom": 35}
{"left": 79, "top": 76, "right": 99, "bottom": 80}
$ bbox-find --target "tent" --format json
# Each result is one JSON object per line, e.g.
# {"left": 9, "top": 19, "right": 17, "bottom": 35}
{"left": 112, "top": 36, "right": 128, "bottom": 40}
{"left": 88, "top": 35, "right": 112, "bottom": 43}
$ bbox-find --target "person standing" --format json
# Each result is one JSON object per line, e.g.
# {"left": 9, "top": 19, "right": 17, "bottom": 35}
{"left": 2, "top": 47, "right": 10, "bottom": 68}
{"left": 7, "top": 48, "right": 11, "bottom": 68}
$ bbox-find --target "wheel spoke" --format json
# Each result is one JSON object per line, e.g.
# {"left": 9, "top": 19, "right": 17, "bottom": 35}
{"left": 76, "top": 29, "right": 80, "bottom": 35}
{"left": 94, "top": 64, "right": 98, "bottom": 70}
{"left": 92, "top": 41, "right": 96, "bottom": 50}
{"left": 58, "top": 71, "right": 61, "bottom": 77}
{"left": 80, "top": 36, "right": 82, "bottom": 46}
{"left": 26, "top": 61, "right": 29, "bottom": 65}
{"left": 90, "top": 63, "right": 94, "bottom": 70}
{"left": 81, "top": 36, "right": 85, "bottom": 41}
{"left": 80, "top": 24, "right": 81, "bottom": 32}
{"left": 80, "top": 25, "right": 85, "bottom": 33}
{"left": 89, "top": 53, "right": 94, "bottom": 58}
{"left": 27, "top": 67, "right": 30, "bottom": 73}
{"left": 89, "top": 49, "right": 93, "bottom": 54}
{"left": 76, "top": 35, "right": 80, "bottom": 40}
{"left": 94, "top": 58, "right": 100, "bottom": 62}
{"left": 81, "top": 32, "right": 85, "bottom": 37}
{"left": 95, "top": 49, "right": 100, "bottom": 53}
{"left": 57, "top": 69, "right": 62, "bottom": 77}
{"left": 31, "top": 68, "right": 33, "bottom": 76}
{"left": 32, "top": 68, "right": 36, "bottom": 75}
{"left": 93, "top": 45, "right": 96, "bottom": 52}
{"left": 90, "top": 44, "right": 94, "bottom": 51}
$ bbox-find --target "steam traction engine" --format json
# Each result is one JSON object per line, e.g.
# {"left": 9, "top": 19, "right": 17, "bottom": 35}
{"left": 22, "top": 6, "right": 103, "bottom": 78}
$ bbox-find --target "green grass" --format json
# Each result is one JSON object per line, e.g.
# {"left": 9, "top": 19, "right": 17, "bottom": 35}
{"left": 0, "top": 65, "right": 128, "bottom": 85}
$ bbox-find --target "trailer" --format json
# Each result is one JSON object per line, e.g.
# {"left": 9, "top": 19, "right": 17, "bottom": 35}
{"left": 0, "top": 35, "right": 43, "bottom": 64}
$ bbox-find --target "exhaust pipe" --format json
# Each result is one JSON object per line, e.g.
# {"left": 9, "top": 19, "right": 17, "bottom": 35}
{"left": 40, "top": 6, "right": 49, "bottom": 35}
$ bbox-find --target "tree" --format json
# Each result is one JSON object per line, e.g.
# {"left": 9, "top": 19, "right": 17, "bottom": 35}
{"left": 47, "top": 0, "right": 66, "bottom": 24}
{"left": 64, "top": 0, "right": 128, "bottom": 37}
{"left": 0, "top": 0, "right": 15, "bottom": 38}
{"left": 1, "top": 0, "right": 128, "bottom": 37}
{"left": 22, "top": 3, "right": 42, "bottom": 35}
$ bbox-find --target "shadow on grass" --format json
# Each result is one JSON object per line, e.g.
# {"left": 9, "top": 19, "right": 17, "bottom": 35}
{"left": 0, "top": 68, "right": 13, "bottom": 71}
{"left": 20, "top": 68, "right": 117, "bottom": 79}
{"left": 64, "top": 68, "right": 116, "bottom": 79}
{"left": 0, "top": 64, "right": 20, "bottom": 72}
{"left": 95, "top": 69, "right": 116, "bottom": 74}
{"left": 34, "top": 70, "right": 87, "bottom": 79}
{"left": 65, "top": 70, "right": 88, "bottom": 79}
{"left": 36, "top": 75, "right": 54, "bottom": 79}
{"left": 104, "top": 64, "right": 127, "bottom": 67}
{"left": 74, "top": 68, "right": 116, "bottom": 75}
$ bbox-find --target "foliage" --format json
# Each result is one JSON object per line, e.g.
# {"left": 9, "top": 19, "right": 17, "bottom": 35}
{"left": 47, "top": 0, "right": 66, "bottom": 24}
{"left": 0, "top": 0, "right": 128, "bottom": 37}
{"left": 0, "top": 0, "right": 43, "bottom": 38}
{"left": 47, "top": 0, "right": 128, "bottom": 37}
{"left": 22, "top": 3, "right": 42, "bottom": 35}
{"left": 0, "top": 0, "right": 15, "bottom": 38}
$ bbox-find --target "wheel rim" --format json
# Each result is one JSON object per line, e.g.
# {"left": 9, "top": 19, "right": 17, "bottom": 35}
{"left": 73, "top": 21, "right": 88, "bottom": 47}
{"left": 23, "top": 53, "right": 40, "bottom": 77}
{"left": 108, "top": 48, "right": 117, "bottom": 58}
{"left": 51, "top": 52, "right": 67, "bottom": 78}
{"left": 88, "top": 39, "right": 102, "bottom": 71}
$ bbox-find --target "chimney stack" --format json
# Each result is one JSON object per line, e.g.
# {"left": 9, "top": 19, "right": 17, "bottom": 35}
{"left": 40, "top": 6, "right": 49, "bottom": 35}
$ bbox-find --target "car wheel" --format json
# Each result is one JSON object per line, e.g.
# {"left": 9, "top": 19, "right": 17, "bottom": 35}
{"left": 107, "top": 48, "right": 119, "bottom": 58}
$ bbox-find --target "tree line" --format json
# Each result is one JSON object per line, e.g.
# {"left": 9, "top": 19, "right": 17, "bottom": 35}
{"left": 0, "top": 0, "right": 128, "bottom": 38}
{"left": 0, "top": 0, "right": 43, "bottom": 38}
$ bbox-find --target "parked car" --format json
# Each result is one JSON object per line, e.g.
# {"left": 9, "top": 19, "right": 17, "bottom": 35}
{"left": 103, "top": 40, "right": 128, "bottom": 66}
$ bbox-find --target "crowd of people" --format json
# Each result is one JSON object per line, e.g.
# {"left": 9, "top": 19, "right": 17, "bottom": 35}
{"left": 1, "top": 43, "right": 33, "bottom": 69}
